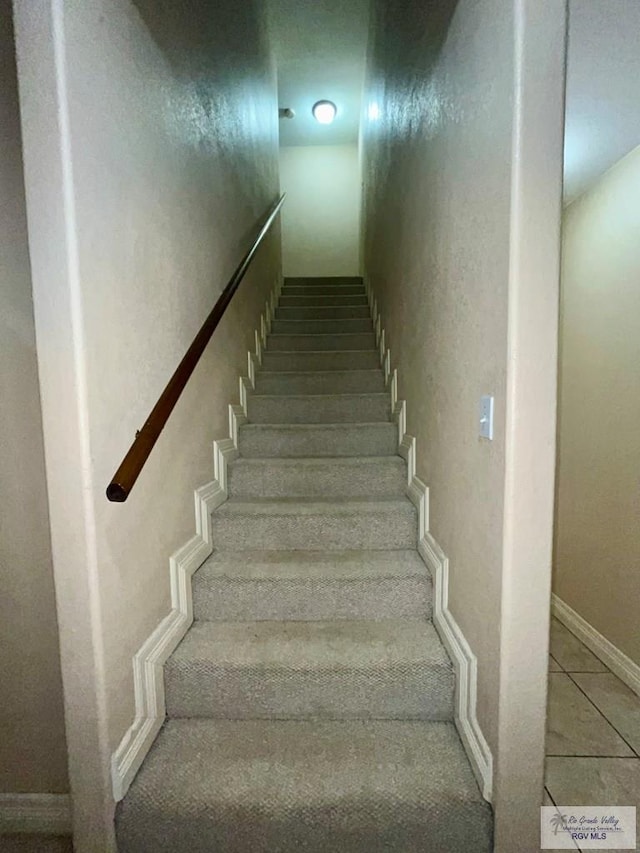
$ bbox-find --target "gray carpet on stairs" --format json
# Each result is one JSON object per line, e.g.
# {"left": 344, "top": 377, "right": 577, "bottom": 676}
{"left": 192, "top": 549, "right": 433, "bottom": 621}
{"left": 227, "top": 455, "right": 406, "bottom": 498}
{"left": 115, "top": 276, "right": 493, "bottom": 852}
{"left": 267, "top": 331, "right": 376, "bottom": 350}
{"left": 164, "top": 618, "right": 454, "bottom": 720}
{"left": 247, "top": 390, "right": 391, "bottom": 423}
{"left": 279, "top": 292, "right": 369, "bottom": 305}
{"left": 238, "top": 421, "right": 398, "bottom": 457}
{"left": 116, "top": 719, "right": 492, "bottom": 853}
{"left": 260, "top": 348, "right": 379, "bottom": 371}
{"left": 255, "top": 368, "right": 385, "bottom": 394}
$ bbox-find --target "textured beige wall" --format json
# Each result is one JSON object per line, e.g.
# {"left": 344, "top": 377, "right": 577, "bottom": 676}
{"left": 13, "top": 0, "right": 279, "bottom": 847}
{"left": 279, "top": 145, "right": 360, "bottom": 277}
{"left": 362, "top": 1, "right": 565, "bottom": 849}
{"left": 554, "top": 144, "right": 640, "bottom": 667}
{"left": 363, "top": 0, "right": 512, "bottom": 758}
{"left": 0, "top": 0, "right": 68, "bottom": 795}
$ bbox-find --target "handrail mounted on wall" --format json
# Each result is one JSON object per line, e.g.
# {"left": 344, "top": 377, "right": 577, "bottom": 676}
{"left": 106, "top": 193, "right": 285, "bottom": 502}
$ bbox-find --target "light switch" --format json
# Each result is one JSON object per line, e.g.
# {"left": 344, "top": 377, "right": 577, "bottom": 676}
{"left": 479, "top": 395, "right": 494, "bottom": 440}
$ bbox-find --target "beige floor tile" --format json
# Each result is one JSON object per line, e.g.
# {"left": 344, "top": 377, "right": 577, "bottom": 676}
{"left": 572, "top": 673, "right": 640, "bottom": 757}
{"left": 546, "top": 756, "right": 640, "bottom": 806}
{"left": 541, "top": 788, "right": 581, "bottom": 850}
{"left": 0, "top": 836, "right": 73, "bottom": 853}
{"left": 546, "top": 673, "right": 634, "bottom": 757}
{"left": 550, "top": 655, "right": 564, "bottom": 672}
{"left": 550, "top": 620, "right": 608, "bottom": 673}
{"left": 546, "top": 758, "right": 640, "bottom": 853}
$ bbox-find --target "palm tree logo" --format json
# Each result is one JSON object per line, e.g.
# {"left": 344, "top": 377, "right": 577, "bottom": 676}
{"left": 550, "top": 813, "right": 569, "bottom": 836}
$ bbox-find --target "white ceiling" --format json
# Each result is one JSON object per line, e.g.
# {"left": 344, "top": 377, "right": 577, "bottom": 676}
{"left": 564, "top": 0, "right": 640, "bottom": 204}
{"left": 268, "top": 0, "right": 370, "bottom": 147}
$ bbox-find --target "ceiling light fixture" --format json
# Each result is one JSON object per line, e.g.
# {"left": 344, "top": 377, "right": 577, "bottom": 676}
{"left": 312, "top": 100, "right": 337, "bottom": 125}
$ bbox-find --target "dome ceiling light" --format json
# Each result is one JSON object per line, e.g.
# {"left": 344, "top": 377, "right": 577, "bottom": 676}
{"left": 312, "top": 100, "right": 337, "bottom": 125}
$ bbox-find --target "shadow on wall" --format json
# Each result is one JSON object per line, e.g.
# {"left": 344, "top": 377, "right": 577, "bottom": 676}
{"left": 133, "top": 0, "right": 277, "bottom": 253}
{"left": 378, "top": 0, "right": 459, "bottom": 68}
{"left": 133, "top": 0, "right": 265, "bottom": 76}
{"left": 363, "top": 0, "right": 459, "bottom": 248}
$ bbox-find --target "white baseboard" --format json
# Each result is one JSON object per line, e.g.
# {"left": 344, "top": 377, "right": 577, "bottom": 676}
{"left": 0, "top": 793, "right": 71, "bottom": 835}
{"left": 420, "top": 532, "right": 493, "bottom": 801}
{"left": 110, "top": 277, "right": 282, "bottom": 802}
{"left": 552, "top": 594, "right": 640, "bottom": 697}
{"left": 365, "top": 278, "right": 493, "bottom": 803}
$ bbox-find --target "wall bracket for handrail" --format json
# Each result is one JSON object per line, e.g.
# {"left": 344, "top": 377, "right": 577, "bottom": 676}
{"left": 106, "top": 193, "right": 285, "bottom": 502}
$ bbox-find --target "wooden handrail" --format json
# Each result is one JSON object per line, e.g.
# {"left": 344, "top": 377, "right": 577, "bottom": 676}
{"left": 106, "top": 193, "right": 285, "bottom": 502}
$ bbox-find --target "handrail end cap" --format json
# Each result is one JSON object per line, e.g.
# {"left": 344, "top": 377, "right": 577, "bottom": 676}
{"left": 106, "top": 482, "right": 128, "bottom": 502}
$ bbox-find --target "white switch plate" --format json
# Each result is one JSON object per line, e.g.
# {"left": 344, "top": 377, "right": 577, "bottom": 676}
{"left": 479, "top": 395, "right": 494, "bottom": 440}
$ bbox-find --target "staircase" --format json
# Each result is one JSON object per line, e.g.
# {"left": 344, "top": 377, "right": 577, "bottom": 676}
{"left": 115, "top": 277, "right": 492, "bottom": 852}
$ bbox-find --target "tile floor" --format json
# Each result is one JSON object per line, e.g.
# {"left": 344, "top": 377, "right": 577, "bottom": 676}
{"left": 546, "top": 617, "right": 640, "bottom": 852}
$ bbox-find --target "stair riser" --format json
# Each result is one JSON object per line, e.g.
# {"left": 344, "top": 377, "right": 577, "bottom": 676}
{"left": 254, "top": 371, "right": 385, "bottom": 395}
{"left": 283, "top": 285, "right": 366, "bottom": 297}
{"left": 165, "top": 661, "right": 454, "bottom": 721}
{"left": 285, "top": 277, "right": 363, "bottom": 286}
{"left": 238, "top": 424, "right": 398, "bottom": 458}
{"left": 276, "top": 306, "right": 371, "bottom": 320}
{"left": 279, "top": 295, "right": 368, "bottom": 307}
{"left": 211, "top": 508, "right": 417, "bottom": 551}
{"left": 272, "top": 318, "right": 373, "bottom": 335}
{"left": 228, "top": 460, "right": 406, "bottom": 499}
{"left": 261, "top": 350, "right": 379, "bottom": 372}
{"left": 247, "top": 394, "right": 390, "bottom": 424}
{"left": 193, "top": 576, "right": 432, "bottom": 622}
{"left": 267, "top": 333, "right": 376, "bottom": 351}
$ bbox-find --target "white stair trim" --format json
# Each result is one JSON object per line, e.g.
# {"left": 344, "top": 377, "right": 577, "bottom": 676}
{"left": 0, "top": 793, "right": 72, "bottom": 835}
{"left": 365, "top": 277, "right": 493, "bottom": 803}
{"left": 420, "top": 532, "right": 493, "bottom": 802}
{"left": 552, "top": 593, "right": 640, "bottom": 697}
{"left": 110, "top": 277, "right": 281, "bottom": 802}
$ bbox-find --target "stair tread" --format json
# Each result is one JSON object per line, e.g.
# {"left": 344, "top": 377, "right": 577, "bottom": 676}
{"left": 254, "top": 370, "right": 385, "bottom": 396}
{"left": 279, "top": 299, "right": 368, "bottom": 304}
{"left": 267, "top": 332, "right": 376, "bottom": 352}
{"left": 269, "top": 332, "right": 374, "bottom": 336}
{"left": 216, "top": 496, "right": 415, "bottom": 514}
{"left": 230, "top": 455, "right": 404, "bottom": 469}
{"left": 171, "top": 619, "right": 450, "bottom": 669}
{"left": 238, "top": 422, "right": 399, "bottom": 458}
{"left": 196, "top": 548, "right": 427, "bottom": 581}
{"left": 247, "top": 392, "right": 390, "bottom": 423}
{"left": 116, "top": 719, "right": 491, "bottom": 853}
{"left": 241, "top": 420, "right": 394, "bottom": 429}
{"left": 192, "top": 549, "right": 433, "bottom": 623}
{"left": 285, "top": 276, "right": 363, "bottom": 283}
{"left": 260, "top": 352, "right": 380, "bottom": 373}
{"left": 256, "top": 368, "right": 382, "bottom": 378}
{"left": 273, "top": 316, "right": 373, "bottom": 322}
{"left": 282, "top": 286, "right": 366, "bottom": 291}
{"left": 276, "top": 306, "right": 370, "bottom": 315}
{"left": 262, "top": 348, "right": 378, "bottom": 358}
{"left": 250, "top": 391, "right": 387, "bottom": 399}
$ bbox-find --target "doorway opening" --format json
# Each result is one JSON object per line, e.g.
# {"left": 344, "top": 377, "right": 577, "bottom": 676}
{"left": 545, "top": 0, "right": 640, "bottom": 823}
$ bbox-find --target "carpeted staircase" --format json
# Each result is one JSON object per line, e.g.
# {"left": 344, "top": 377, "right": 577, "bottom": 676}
{"left": 115, "top": 277, "right": 493, "bottom": 852}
